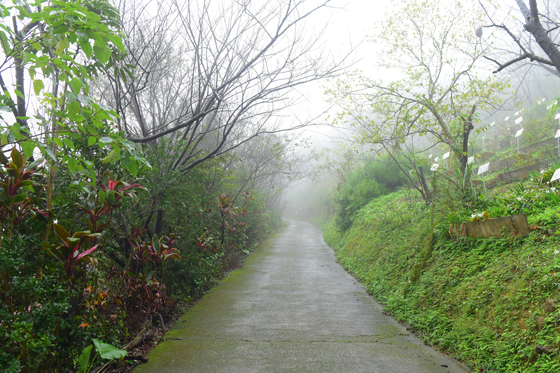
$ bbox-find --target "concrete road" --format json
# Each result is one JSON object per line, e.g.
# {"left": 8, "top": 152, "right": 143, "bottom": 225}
{"left": 134, "top": 220, "right": 469, "bottom": 373}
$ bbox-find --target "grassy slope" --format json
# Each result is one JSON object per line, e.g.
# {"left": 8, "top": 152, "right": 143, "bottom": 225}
{"left": 323, "top": 191, "right": 560, "bottom": 372}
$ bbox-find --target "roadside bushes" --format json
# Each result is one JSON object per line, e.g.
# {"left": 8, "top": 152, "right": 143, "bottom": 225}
{"left": 0, "top": 150, "right": 142, "bottom": 372}
{"left": 334, "top": 159, "right": 407, "bottom": 231}
{"left": 0, "top": 143, "right": 280, "bottom": 372}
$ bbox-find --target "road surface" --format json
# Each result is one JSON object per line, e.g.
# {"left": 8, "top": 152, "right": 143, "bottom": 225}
{"left": 134, "top": 220, "right": 468, "bottom": 373}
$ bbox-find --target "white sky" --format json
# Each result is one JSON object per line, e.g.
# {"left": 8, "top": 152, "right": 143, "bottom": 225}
{"left": 287, "top": 0, "right": 389, "bottom": 146}
{"left": 321, "top": 0, "right": 388, "bottom": 69}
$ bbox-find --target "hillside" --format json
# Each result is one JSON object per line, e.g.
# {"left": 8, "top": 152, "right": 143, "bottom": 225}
{"left": 323, "top": 174, "right": 560, "bottom": 371}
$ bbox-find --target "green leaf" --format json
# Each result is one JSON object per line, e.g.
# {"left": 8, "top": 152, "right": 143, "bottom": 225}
{"left": 0, "top": 31, "right": 10, "bottom": 55}
{"left": 20, "top": 141, "right": 35, "bottom": 159}
{"left": 87, "top": 30, "right": 106, "bottom": 48}
{"left": 107, "top": 192, "right": 116, "bottom": 205}
{"left": 69, "top": 78, "right": 82, "bottom": 93}
{"left": 88, "top": 136, "right": 97, "bottom": 146}
{"left": 67, "top": 101, "right": 82, "bottom": 120}
{"left": 68, "top": 158, "right": 78, "bottom": 171}
{"left": 53, "top": 223, "right": 70, "bottom": 242}
{"left": 126, "top": 160, "right": 138, "bottom": 176}
{"left": 101, "top": 148, "right": 120, "bottom": 164}
{"left": 106, "top": 34, "right": 125, "bottom": 53}
{"left": 122, "top": 140, "right": 136, "bottom": 151}
{"left": 65, "top": 90, "right": 78, "bottom": 104}
{"left": 53, "top": 25, "right": 69, "bottom": 34}
{"left": 76, "top": 345, "right": 93, "bottom": 373}
{"left": 98, "top": 189, "right": 106, "bottom": 204}
{"left": 78, "top": 39, "right": 92, "bottom": 58}
{"left": 93, "top": 45, "right": 112, "bottom": 64}
{"left": 0, "top": 150, "right": 8, "bottom": 164}
{"left": 12, "top": 195, "right": 25, "bottom": 205}
{"left": 63, "top": 138, "right": 75, "bottom": 150}
{"left": 99, "top": 137, "right": 113, "bottom": 144}
{"left": 56, "top": 38, "right": 69, "bottom": 54}
{"left": 152, "top": 235, "right": 160, "bottom": 252}
{"left": 38, "top": 144, "right": 56, "bottom": 161}
{"left": 33, "top": 79, "right": 44, "bottom": 95}
{"left": 92, "top": 339, "right": 128, "bottom": 361}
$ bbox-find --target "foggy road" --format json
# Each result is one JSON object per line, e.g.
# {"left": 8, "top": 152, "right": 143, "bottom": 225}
{"left": 134, "top": 220, "right": 468, "bottom": 373}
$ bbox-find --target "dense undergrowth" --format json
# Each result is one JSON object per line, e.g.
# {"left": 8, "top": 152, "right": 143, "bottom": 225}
{"left": 0, "top": 2, "right": 287, "bottom": 372}
{"left": 324, "top": 181, "right": 560, "bottom": 372}
{"left": 0, "top": 146, "right": 281, "bottom": 373}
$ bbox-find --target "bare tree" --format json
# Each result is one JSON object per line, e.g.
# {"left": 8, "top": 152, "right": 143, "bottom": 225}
{"left": 93, "top": 0, "right": 347, "bottom": 232}
{"left": 96, "top": 0, "right": 346, "bottom": 173}
{"left": 225, "top": 132, "right": 307, "bottom": 209}
{"left": 481, "top": 0, "right": 560, "bottom": 77}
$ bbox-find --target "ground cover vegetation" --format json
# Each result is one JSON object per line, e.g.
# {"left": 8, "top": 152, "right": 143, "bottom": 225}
{"left": 318, "top": 100, "right": 560, "bottom": 372}
{"left": 0, "top": 0, "right": 316, "bottom": 371}
{"left": 323, "top": 178, "right": 560, "bottom": 371}
{"left": 313, "top": 0, "right": 560, "bottom": 371}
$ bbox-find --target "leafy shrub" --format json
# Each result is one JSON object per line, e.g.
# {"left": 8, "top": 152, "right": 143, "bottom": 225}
{"left": 334, "top": 159, "right": 407, "bottom": 231}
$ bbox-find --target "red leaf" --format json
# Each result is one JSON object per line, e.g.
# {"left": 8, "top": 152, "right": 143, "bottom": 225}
{"left": 76, "top": 244, "right": 99, "bottom": 261}
{"left": 53, "top": 223, "right": 70, "bottom": 243}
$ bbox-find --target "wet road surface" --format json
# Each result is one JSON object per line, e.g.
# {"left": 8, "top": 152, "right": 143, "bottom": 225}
{"left": 134, "top": 220, "right": 469, "bottom": 373}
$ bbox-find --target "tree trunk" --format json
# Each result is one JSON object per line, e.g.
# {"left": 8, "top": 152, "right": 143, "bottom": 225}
{"left": 417, "top": 166, "right": 432, "bottom": 201}
{"left": 154, "top": 209, "right": 164, "bottom": 236}
{"left": 12, "top": 17, "right": 33, "bottom": 134}
{"left": 516, "top": 0, "right": 560, "bottom": 75}
{"left": 458, "top": 105, "right": 476, "bottom": 179}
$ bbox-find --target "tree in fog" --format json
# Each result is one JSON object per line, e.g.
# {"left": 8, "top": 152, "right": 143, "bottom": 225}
{"left": 327, "top": 0, "right": 509, "bottom": 200}
{"left": 480, "top": 0, "right": 560, "bottom": 78}
{"left": 98, "top": 0, "right": 345, "bottom": 173}
{"left": 226, "top": 133, "right": 308, "bottom": 210}
{"left": 93, "top": 0, "right": 347, "bottom": 231}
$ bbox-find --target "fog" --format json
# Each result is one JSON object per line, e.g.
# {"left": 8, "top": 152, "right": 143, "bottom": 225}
{"left": 279, "top": 0, "right": 560, "bottom": 220}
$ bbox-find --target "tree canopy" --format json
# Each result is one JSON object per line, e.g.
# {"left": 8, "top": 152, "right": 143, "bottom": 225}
{"left": 327, "top": 0, "right": 510, "bottom": 199}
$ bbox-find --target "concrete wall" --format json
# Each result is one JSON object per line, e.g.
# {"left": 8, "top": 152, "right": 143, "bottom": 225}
{"left": 460, "top": 214, "right": 530, "bottom": 238}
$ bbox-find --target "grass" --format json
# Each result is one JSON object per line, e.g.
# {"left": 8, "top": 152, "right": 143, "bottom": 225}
{"left": 323, "top": 190, "right": 560, "bottom": 372}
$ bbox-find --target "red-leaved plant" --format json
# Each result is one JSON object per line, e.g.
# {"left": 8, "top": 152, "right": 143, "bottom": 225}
{"left": 46, "top": 223, "right": 100, "bottom": 284}
{"left": 76, "top": 172, "right": 142, "bottom": 233}
{"left": 0, "top": 149, "right": 47, "bottom": 236}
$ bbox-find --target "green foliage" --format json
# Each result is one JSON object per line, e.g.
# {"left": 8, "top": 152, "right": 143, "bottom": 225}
{"left": 0, "top": 129, "right": 280, "bottom": 373}
{"left": 436, "top": 160, "right": 560, "bottom": 236}
{"left": 76, "top": 345, "right": 93, "bottom": 373}
{"left": 92, "top": 339, "right": 128, "bottom": 360}
{"left": 325, "top": 188, "right": 560, "bottom": 372}
{"left": 76, "top": 339, "right": 127, "bottom": 373}
{"left": 0, "top": 0, "right": 146, "bottom": 184}
{"left": 326, "top": 0, "right": 510, "bottom": 203}
{"left": 334, "top": 159, "right": 407, "bottom": 231}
